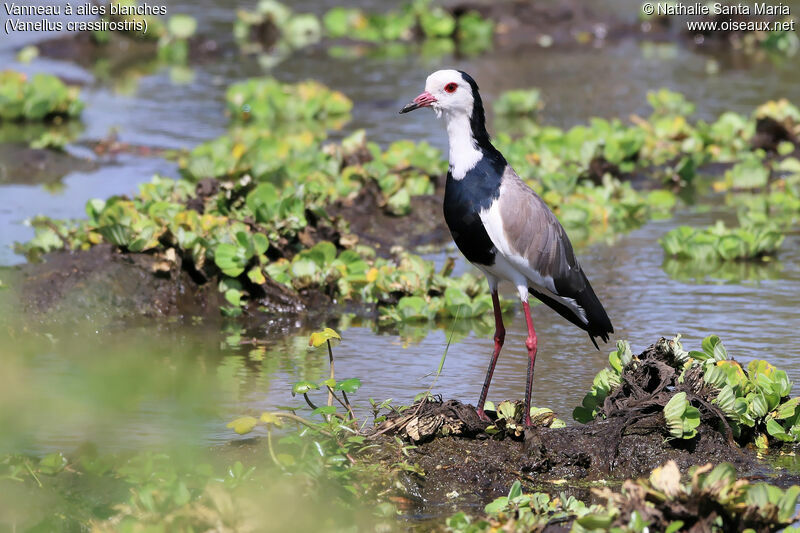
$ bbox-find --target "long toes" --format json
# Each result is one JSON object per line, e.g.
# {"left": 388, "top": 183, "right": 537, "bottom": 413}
{"left": 476, "top": 409, "right": 491, "bottom": 422}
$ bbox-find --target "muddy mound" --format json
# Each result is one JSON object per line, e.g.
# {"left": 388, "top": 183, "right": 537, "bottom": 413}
{"left": 372, "top": 339, "right": 762, "bottom": 507}
{"left": 373, "top": 402, "right": 753, "bottom": 508}
{"left": 14, "top": 244, "right": 303, "bottom": 325}
{"left": 328, "top": 181, "right": 450, "bottom": 254}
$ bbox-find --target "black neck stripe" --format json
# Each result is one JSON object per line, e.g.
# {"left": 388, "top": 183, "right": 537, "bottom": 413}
{"left": 457, "top": 70, "right": 501, "bottom": 157}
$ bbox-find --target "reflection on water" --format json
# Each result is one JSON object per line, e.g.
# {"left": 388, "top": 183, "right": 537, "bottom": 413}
{"left": 662, "top": 256, "right": 785, "bottom": 284}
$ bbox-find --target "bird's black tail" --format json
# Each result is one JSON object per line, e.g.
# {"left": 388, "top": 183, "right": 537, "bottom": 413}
{"left": 528, "top": 274, "right": 613, "bottom": 350}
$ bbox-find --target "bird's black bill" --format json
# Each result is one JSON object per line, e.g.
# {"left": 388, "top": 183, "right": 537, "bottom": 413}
{"left": 399, "top": 101, "right": 422, "bottom": 114}
{"left": 399, "top": 91, "right": 436, "bottom": 114}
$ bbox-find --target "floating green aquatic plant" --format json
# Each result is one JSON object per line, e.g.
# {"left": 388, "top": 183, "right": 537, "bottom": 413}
{"left": 0, "top": 71, "right": 83, "bottom": 122}
{"left": 322, "top": 0, "right": 493, "bottom": 48}
{"left": 660, "top": 220, "right": 785, "bottom": 261}
{"left": 447, "top": 460, "right": 800, "bottom": 532}
{"left": 575, "top": 335, "right": 800, "bottom": 449}
{"left": 494, "top": 89, "right": 544, "bottom": 118}
{"left": 225, "top": 78, "right": 353, "bottom": 125}
{"left": 495, "top": 88, "right": 800, "bottom": 200}
{"left": 233, "top": 0, "right": 322, "bottom": 57}
{"left": 156, "top": 14, "right": 198, "bottom": 63}
{"left": 446, "top": 480, "right": 597, "bottom": 532}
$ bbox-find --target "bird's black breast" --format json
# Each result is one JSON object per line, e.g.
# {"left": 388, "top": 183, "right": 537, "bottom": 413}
{"left": 443, "top": 155, "right": 506, "bottom": 267}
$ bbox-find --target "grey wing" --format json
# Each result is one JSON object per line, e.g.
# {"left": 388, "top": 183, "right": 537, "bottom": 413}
{"left": 498, "top": 167, "right": 614, "bottom": 345}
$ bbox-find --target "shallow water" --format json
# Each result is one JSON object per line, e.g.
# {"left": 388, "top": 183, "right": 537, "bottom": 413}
{"left": 0, "top": 0, "right": 799, "bottom": 456}
{"left": 3, "top": 204, "right": 798, "bottom": 453}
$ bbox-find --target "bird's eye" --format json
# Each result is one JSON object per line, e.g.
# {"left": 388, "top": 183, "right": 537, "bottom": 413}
{"left": 444, "top": 82, "right": 458, "bottom": 93}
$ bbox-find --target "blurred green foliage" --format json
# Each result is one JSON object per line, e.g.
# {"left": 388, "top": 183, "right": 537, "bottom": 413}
{"left": 0, "top": 71, "right": 83, "bottom": 122}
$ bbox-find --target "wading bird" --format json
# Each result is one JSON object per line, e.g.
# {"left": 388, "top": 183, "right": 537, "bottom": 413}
{"left": 400, "top": 70, "right": 613, "bottom": 426}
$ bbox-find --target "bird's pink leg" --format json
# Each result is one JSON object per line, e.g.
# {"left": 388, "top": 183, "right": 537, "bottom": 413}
{"left": 476, "top": 290, "right": 505, "bottom": 421}
{"left": 522, "top": 300, "right": 538, "bottom": 427}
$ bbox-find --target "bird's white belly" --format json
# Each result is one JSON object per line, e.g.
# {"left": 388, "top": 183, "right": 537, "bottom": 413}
{"left": 478, "top": 203, "right": 557, "bottom": 293}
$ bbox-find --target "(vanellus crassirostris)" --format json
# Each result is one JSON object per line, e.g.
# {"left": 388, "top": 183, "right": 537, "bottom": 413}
{"left": 400, "top": 69, "right": 614, "bottom": 426}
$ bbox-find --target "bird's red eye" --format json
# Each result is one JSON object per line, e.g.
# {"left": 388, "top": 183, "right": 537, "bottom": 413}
{"left": 444, "top": 82, "right": 458, "bottom": 93}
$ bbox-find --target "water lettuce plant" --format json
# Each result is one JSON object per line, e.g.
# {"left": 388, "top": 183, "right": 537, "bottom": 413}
{"left": 446, "top": 480, "right": 598, "bottom": 532}
{"left": 14, "top": 76, "right": 487, "bottom": 320}
{"left": 660, "top": 220, "right": 785, "bottom": 261}
{"left": 225, "top": 77, "right": 353, "bottom": 126}
{"left": 233, "top": 0, "right": 322, "bottom": 56}
{"left": 493, "top": 88, "right": 543, "bottom": 118}
{"left": 0, "top": 71, "right": 83, "bottom": 122}
{"left": 231, "top": 0, "right": 495, "bottom": 59}
{"left": 575, "top": 335, "right": 800, "bottom": 449}
{"left": 15, "top": 80, "right": 799, "bottom": 320}
{"left": 494, "top": 88, "right": 799, "bottom": 194}
{"left": 447, "top": 460, "right": 800, "bottom": 532}
{"left": 156, "top": 14, "right": 198, "bottom": 63}
{"left": 322, "top": 0, "right": 494, "bottom": 49}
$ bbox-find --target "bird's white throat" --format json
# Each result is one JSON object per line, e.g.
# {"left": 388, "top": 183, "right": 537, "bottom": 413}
{"left": 443, "top": 109, "right": 482, "bottom": 181}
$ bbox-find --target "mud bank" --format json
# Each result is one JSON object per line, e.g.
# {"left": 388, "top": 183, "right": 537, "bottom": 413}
{"left": 0, "top": 144, "right": 96, "bottom": 185}
{"left": 11, "top": 244, "right": 304, "bottom": 325}
{"left": 329, "top": 181, "right": 451, "bottom": 253}
{"left": 368, "top": 338, "right": 797, "bottom": 510}
{"left": 370, "top": 402, "right": 756, "bottom": 511}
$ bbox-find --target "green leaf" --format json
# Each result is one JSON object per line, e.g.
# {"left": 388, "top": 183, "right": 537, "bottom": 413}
{"left": 497, "top": 401, "right": 518, "bottom": 421}
{"left": 664, "top": 392, "right": 689, "bottom": 439}
{"left": 334, "top": 378, "right": 361, "bottom": 394}
{"left": 38, "top": 452, "right": 68, "bottom": 475}
{"left": 572, "top": 406, "right": 594, "bottom": 424}
{"left": 224, "top": 288, "right": 243, "bottom": 307}
{"left": 227, "top": 416, "right": 258, "bottom": 435}
{"left": 749, "top": 393, "right": 769, "bottom": 419}
{"left": 308, "top": 327, "right": 341, "bottom": 347}
{"left": 665, "top": 521, "right": 685, "bottom": 533}
{"left": 766, "top": 417, "right": 792, "bottom": 442}
{"left": 292, "top": 380, "right": 319, "bottom": 395}
{"left": 700, "top": 462, "right": 736, "bottom": 491}
{"left": 576, "top": 514, "right": 614, "bottom": 529}
{"left": 483, "top": 496, "right": 508, "bottom": 515}
{"left": 167, "top": 14, "right": 197, "bottom": 39}
{"left": 777, "top": 485, "right": 800, "bottom": 521}
{"left": 702, "top": 335, "right": 728, "bottom": 361}
{"left": 214, "top": 243, "right": 248, "bottom": 277}
{"left": 775, "top": 397, "right": 800, "bottom": 420}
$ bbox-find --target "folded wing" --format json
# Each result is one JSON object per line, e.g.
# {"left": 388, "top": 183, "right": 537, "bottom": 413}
{"left": 491, "top": 167, "right": 614, "bottom": 348}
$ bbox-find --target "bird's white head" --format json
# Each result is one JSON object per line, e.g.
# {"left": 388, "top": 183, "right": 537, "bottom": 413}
{"left": 399, "top": 69, "right": 475, "bottom": 119}
{"left": 400, "top": 69, "right": 496, "bottom": 180}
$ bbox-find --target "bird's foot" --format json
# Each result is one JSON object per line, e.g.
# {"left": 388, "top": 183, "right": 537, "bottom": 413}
{"left": 476, "top": 408, "right": 491, "bottom": 423}
{"left": 523, "top": 415, "right": 533, "bottom": 427}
